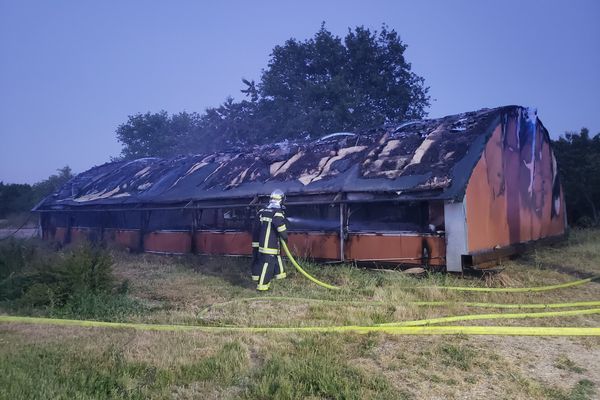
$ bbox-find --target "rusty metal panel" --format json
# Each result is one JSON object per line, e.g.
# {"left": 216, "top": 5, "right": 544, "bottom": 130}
{"left": 345, "top": 234, "right": 445, "bottom": 265}
{"left": 42, "top": 222, "right": 57, "bottom": 241}
{"left": 104, "top": 229, "right": 141, "bottom": 250}
{"left": 54, "top": 227, "right": 67, "bottom": 243}
{"left": 70, "top": 227, "right": 102, "bottom": 244}
{"left": 194, "top": 231, "right": 252, "bottom": 255}
{"left": 465, "top": 125, "right": 511, "bottom": 251}
{"left": 70, "top": 227, "right": 87, "bottom": 243}
{"left": 144, "top": 231, "right": 192, "bottom": 254}
{"left": 288, "top": 233, "right": 339, "bottom": 260}
{"left": 466, "top": 109, "right": 566, "bottom": 254}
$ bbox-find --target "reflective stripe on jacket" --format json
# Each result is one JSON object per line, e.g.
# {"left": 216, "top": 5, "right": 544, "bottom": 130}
{"left": 257, "top": 207, "right": 288, "bottom": 254}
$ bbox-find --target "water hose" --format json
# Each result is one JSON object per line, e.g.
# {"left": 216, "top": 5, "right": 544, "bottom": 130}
{"left": 1, "top": 314, "right": 599, "bottom": 336}
{"left": 279, "top": 238, "right": 597, "bottom": 293}
{"left": 418, "top": 275, "right": 599, "bottom": 292}
{"left": 4, "top": 248, "right": 598, "bottom": 337}
{"left": 280, "top": 239, "right": 340, "bottom": 290}
{"left": 197, "top": 298, "right": 600, "bottom": 318}
{"left": 376, "top": 307, "right": 600, "bottom": 327}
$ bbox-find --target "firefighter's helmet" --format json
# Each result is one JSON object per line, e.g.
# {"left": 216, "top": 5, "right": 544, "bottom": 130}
{"left": 270, "top": 189, "right": 285, "bottom": 204}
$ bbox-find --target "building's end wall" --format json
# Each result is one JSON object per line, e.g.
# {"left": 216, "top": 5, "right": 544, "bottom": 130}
{"left": 464, "top": 109, "right": 566, "bottom": 256}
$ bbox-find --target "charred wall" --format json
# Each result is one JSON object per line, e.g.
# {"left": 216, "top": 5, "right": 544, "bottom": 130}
{"left": 464, "top": 108, "right": 566, "bottom": 254}
{"left": 39, "top": 200, "right": 446, "bottom": 266}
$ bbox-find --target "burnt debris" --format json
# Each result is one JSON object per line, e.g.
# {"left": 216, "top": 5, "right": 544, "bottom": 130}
{"left": 37, "top": 106, "right": 511, "bottom": 209}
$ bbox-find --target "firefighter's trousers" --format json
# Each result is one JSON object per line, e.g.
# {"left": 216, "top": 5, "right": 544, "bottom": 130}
{"left": 255, "top": 253, "right": 286, "bottom": 290}
{"left": 251, "top": 247, "right": 260, "bottom": 280}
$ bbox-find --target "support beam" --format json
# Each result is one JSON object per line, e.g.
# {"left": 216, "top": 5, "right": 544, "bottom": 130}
{"left": 339, "top": 203, "right": 346, "bottom": 262}
{"left": 444, "top": 200, "right": 468, "bottom": 272}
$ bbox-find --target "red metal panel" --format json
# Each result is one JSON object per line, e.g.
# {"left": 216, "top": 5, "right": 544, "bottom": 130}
{"left": 466, "top": 115, "right": 566, "bottom": 254}
{"left": 71, "top": 227, "right": 101, "bottom": 244}
{"left": 144, "top": 231, "right": 192, "bottom": 254}
{"left": 194, "top": 231, "right": 252, "bottom": 255}
{"left": 466, "top": 125, "right": 511, "bottom": 251}
{"left": 287, "top": 233, "right": 339, "bottom": 260}
{"left": 104, "top": 229, "right": 141, "bottom": 250}
{"left": 46, "top": 223, "right": 444, "bottom": 266}
{"left": 345, "top": 234, "right": 445, "bottom": 265}
{"left": 54, "top": 227, "right": 67, "bottom": 243}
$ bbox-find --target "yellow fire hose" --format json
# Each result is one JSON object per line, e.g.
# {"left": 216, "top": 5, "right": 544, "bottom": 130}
{"left": 280, "top": 238, "right": 599, "bottom": 293}
{"left": 1, "top": 244, "right": 598, "bottom": 337}
{"left": 376, "top": 307, "right": 600, "bottom": 327}
{"left": 1, "top": 312, "right": 599, "bottom": 336}
{"left": 422, "top": 276, "right": 599, "bottom": 292}
{"left": 280, "top": 240, "right": 341, "bottom": 290}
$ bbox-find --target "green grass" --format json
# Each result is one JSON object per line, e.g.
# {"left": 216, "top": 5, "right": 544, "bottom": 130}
{"left": 1, "top": 230, "right": 600, "bottom": 399}
{"left": 49, "top": 292, "right": 150, "bottom": 321}
{"left": 438, "top": 343, "right": 476, "bottom": 371}
{"left": 0, "top": 334, "right": 403, "bottom": 400}
{"left": 1, "top": 343, "right": 163, "bottom": 400}
{"left": 528, "top": 228, "right": 600, "bottom": 275}
{"left": 545, "top": 379, "right": 596, "bottom": 400}
{"left": 178, "top": 341, "right": 249, "bottom": 386}
{"left": 554, "top": 355, "right": 586, "bottom": 374}
{"left": 243, "top": 335, "right": 404, "bottom": 400}
{"left": 0, "top": 339, "right": 250, "bottom": 400}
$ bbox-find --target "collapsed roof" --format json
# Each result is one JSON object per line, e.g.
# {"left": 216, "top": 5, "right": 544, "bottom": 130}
{"left": 36, "top": 106, "right": 518, "bottom": 210}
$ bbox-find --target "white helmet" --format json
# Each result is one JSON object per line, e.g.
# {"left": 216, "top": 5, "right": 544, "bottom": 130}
{"left": 269, "top": 189, "right": 285, "bottom": 207}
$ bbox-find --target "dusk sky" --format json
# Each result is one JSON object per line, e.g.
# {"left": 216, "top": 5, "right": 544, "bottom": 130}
{"left": 1, "top": 0, "right": 598, "bottom": 184}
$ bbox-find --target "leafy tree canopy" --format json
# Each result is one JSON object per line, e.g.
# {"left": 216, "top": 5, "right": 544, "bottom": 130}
{"left": 552, "top": 128, "right": 600, "bottom": 226}
{"left": 116, "top": 111, "right": 203, "bottom": 160}
{"left": 0, "top": 166, "right": 74, "bottom": 218}
{"left": 116, "top": 24, "right": 430, "bottom": 159}
{"left": 251, "top": 24, "right": 429, "bottom": 140}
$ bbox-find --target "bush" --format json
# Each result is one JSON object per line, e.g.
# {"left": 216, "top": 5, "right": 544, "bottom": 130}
{"left": 0, "top": 238, "right": 48, "bottom": 300}
{"left": 0, "top": 238, "right": 37, "bottom": 281}
{"left": 20, "top": 282, "right": 60, "bottom": 307}
{"left": 52, "top": 292, "right": 146, "bottom": 321}
{"left": 0, "top": 239, "right": 146, "bottom": 320}
{"left": 53, "top": 244, "right": 115, "bottom": 298}
{"left": 0, "top": 241, "right": 113, "bottom": 304}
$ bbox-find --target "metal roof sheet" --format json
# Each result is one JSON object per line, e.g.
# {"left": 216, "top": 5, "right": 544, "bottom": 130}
{"left": 37, "top": 106, "right": 518, "bottom": 210}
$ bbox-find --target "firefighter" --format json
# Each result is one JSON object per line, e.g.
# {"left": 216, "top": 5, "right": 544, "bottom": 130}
{"left": 250, "top": 213, "right": 260, "bottom": 281}
{"left": 254, "top": 189, "right": 288, "bottom": 291}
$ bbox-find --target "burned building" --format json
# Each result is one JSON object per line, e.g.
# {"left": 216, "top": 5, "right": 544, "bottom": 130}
{"left": 34, "top": 105, "right": 566, "bottom": 271}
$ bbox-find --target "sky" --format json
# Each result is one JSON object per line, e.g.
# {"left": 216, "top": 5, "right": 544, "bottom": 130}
{"left": 0, "top": 0, "right": 599, "bottom": 184}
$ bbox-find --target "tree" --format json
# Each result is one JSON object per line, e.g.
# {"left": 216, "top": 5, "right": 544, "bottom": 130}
{"left": 31, "top": 166, "right": 75, "bottom": 205}
{"left": 117, "top": 111, "right": 178, "bottom": 159}
{"left": 0, "top": 167, "right": 74, "bottom": 218}
{"left": 552, "top": 128, "right": 600, "bottom": 226}
{"left": 197, "top": 97, "right": 264, "bottom": 151}
{"left": 250, "top": 24, "right": 430, "bottom": 141}
{"left": 0, "top": 182, "right": 34, "bottom": 218}
{"left": 115, "top": 24, "right": 430, "bottom": 158}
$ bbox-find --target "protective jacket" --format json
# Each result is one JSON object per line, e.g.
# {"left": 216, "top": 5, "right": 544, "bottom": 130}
{"left": 250, "top": 217, "right": 261, "bottom": 280}
{"left": 257, "top": 207, "right": 288, "bottom": 255}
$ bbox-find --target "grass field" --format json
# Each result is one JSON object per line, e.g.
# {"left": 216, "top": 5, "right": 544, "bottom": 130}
{"left": 1, "top": 229, "right": 599, "bottom": 399}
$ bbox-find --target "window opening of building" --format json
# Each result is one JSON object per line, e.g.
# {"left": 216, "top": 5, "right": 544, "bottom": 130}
{"left": 285, "top": 204, "right": 339, "bottom": 232}
{"left": 347, "top": 201, "right": 426, "bottom": 233}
